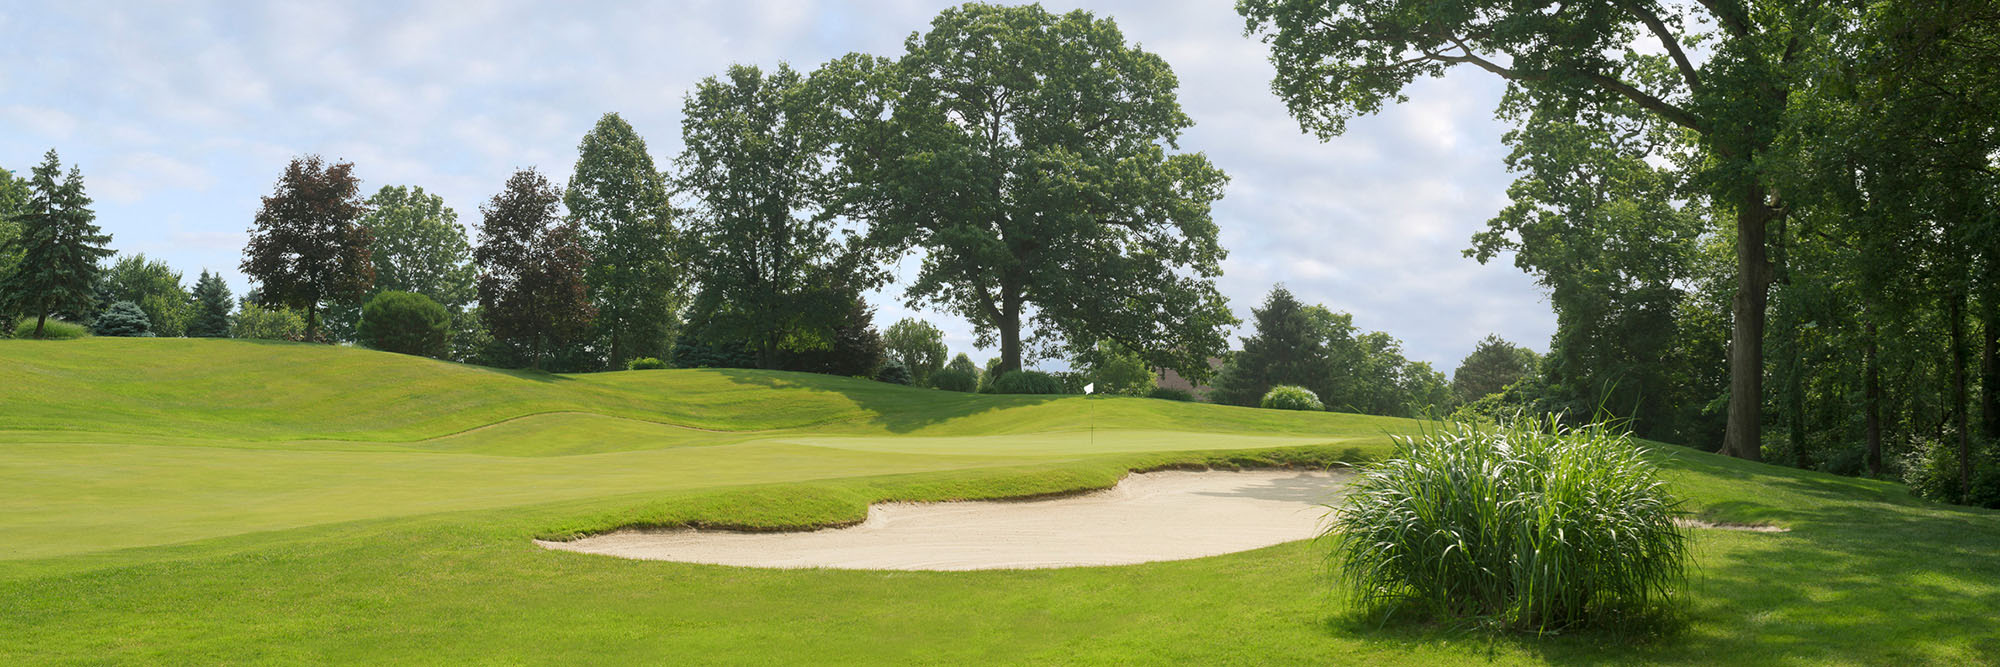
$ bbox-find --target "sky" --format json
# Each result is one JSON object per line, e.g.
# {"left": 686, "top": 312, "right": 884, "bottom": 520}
{"left": 0, "top": 0, "right": 1554, "bottom": 370}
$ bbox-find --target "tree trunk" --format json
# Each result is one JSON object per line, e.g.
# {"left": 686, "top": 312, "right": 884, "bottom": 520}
{"left": 757, "top": 338, "right": 781, "bottom": 371}
{"left": 33, "top": 313, "right": 47, "bottom": 339}
{"left": 998, "top": 283, "right": 1023, "bottom": 375}
{"left": 1982, "top": 294, "right": 1998, "bottom": 441}
{"left": 305, "top": 305, "right": 321, "bottom": 342}
{"left": 1865, "top": 318, "right": 1884, "bottom": 475}
{"left": 1951, "top": 290, "right": 1971, "bottom": 502}
{"left": 1722, "top": 190, "right": 1776, "bottom": 462}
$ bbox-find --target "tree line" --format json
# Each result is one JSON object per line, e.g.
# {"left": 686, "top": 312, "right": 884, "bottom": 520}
{"left": 1242, "top": 0, "right": 2000, "bottom": 505}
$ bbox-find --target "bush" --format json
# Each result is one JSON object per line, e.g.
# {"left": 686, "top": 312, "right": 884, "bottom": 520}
{"left": 11, "top": 317, "right": 89, "bottom": 339}
{"left": 945, "top": 353, "right": 979, "bottom": 377}
{"left": 93, "top": 301, "right": 154, "bottom": 337}
{"left": 1328, "top": 418, "right": 1688, "bottom": 630}
{"left": 1148, "top": 387, "right": 1195, "bottom": 402}
{"left": 930, "top": 368, "right": 978, "bottom": 392}
{"left": 991, "top": 370, "right": 1064, "bottom": 395}
{"left": 232, "top": 302, "right": 306, "bottom": 341}
{"left": 1260, "top": 385, "right": 1323, "bottom": 411}
{"left": 356, "top": 291, "right": 449, "bottom": 358}
{"left": 1900, "top": 437, "right": 2000, "bottom": 508}
{"left": 626, "top": 357, "right": 667, "bottom": 370}
{"left": 877, "top": 360, "right": 911, "bottom": 385}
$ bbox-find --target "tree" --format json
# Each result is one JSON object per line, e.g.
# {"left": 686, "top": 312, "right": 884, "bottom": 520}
{"left": 568, "top": 112, "right": 683, "bottom": 370}
{"left": 187, "top": 270, "right": 233, "bottom": 337}
{"left": 675, "top": 63, "right": 875, "bottom": 370}
{"left": 93, "top": 300, "right": 152, "bottom": 337}
{"left": 357, "top": 290, "right": 449, "bottom": 359}
{"left": 0, "top": 150, "right": 113, "bottom": 338}
{"left": 231, "top": 301, "right": 304, "bottom": 340}
{"left": 1081, "top": 340, "right": 1157, "bottom": 396}
{"left": 241, "top": 155, "right": 373, "bottom": 341}
{"left": 828, "top": 3, "right": 1236, "bottom": 378}
{"left": 0, "top": 166, "right": 30, "bottom": 307}
{"left": 100, "top": 254, "right": 191, "bottom": 337}
{"left": 1241, "top": 0, "right": 1846, "bottom": 460}
{"left": 1211, "top": 286, "right": 1328, "bottom": 407}
{"left": 360, "top": 185, "right": 474, "bottom": 309}
{"left": 777, "top": 290, "right": 885, "bottom": 377}
{"left": 475, "top": 169, "right": 595, "bottom": 370}
{"left": 1452, "top": 335, "right": 1542, "bottom": 405}
{"left": 883, "top": 317, "right": 947, "bottom": 387}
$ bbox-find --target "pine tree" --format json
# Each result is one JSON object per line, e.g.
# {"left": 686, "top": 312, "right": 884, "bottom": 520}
{"left": 188, "top": 270, "right": 234, "bottom": 337}
{"left": 1211, "top": 286, "right": 1328, "bottom": 406}
{"left": 0, "top": 150, "right": 113, "bottom": 338}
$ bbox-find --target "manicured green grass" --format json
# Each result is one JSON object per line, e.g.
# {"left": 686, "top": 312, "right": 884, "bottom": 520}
{"left": 2, "top": 338, "right": 1997, "bottom": 664}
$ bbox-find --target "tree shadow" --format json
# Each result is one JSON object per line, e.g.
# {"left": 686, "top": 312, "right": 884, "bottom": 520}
{"left": 706, "top": 368, "right": 1065, "bottom": 433}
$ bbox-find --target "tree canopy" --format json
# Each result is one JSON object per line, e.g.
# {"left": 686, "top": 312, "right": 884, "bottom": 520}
{"left": 829, "top": 3, "right": 1235, "bottom": 378}
{"left": 0, "top": 150, "right": 112, "bottom": 338}
{"left": 241, "top": 155, "right": 373, "bottom": 341}
{"left": 569, "top": 112, "right": 682, "bottom": 369}
{"left": 474, "top": 169, "right": 595, "bottom": 369}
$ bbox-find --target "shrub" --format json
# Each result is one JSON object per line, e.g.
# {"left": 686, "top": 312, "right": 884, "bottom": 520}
{"left": 1901, "top": 437, "right": 2000, "bottom": 508}
{"left": 930, "top": 368, "right": 978, "bottom": 392}
{"left": 626, "top": 357, "right": 667, "bottom": 370}
{"left": 945, "top": 353, "right": 979, "bottom": 377}
{"left": 1082, "top": 340, "right": 1156, "bottom": 396}
{"left": 93, "top": 301, "right": 154, "bottom": 337}
{"left": 991, "top": 370, "right": 1064, "bottom": 395}
{"left": 11, "top": 317, "right": 89, "bottom": 339}
{"left": 1328, "top": 417, "right": 1688, "bottom": 630}
{"left": 876, "top": 360, "right": 911, "bottom": 385}
{"left": 1260, "top": 385, "right": 1323, "bottom": 411}
{"left": 232, "top": 302, "right": 306, "bottom": 340}
{"left": 356, "top": 291, "right": 449, "bottom": 358}
{"left": 1148, "top": 387, "right": 1195, "bottom": 402}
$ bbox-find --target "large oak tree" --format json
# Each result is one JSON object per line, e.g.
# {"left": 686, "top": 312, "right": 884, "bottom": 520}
{"left": 828, "top": 3, "right": 1236, "bottom": 377}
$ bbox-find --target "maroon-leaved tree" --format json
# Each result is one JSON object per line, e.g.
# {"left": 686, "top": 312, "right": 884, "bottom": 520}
{"left": 475, "top": 168, "right": 594, "bottom": 369}
{"left": 240, "top": 155, "right": 373, "bottom": 340}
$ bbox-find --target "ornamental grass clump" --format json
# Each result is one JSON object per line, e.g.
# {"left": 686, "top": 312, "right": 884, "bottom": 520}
{"left": 1326, "top": 416, "right": 1688, "bottom": 631}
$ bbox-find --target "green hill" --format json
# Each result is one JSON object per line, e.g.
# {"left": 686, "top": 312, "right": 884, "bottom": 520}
{"left": 2, "top": 338, "right": 1997, "bottom": 664}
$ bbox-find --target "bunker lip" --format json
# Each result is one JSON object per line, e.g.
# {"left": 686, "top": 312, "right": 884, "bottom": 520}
{"left": 1676, "top": 518, "right": 1791, "bottom": 533}
{"left": 536, "top": 469, "right": 1354, "bottom": 571}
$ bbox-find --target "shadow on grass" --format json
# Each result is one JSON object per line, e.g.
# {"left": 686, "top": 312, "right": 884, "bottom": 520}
{"left": 707, "top": 368, "right": 1065, "bottom": 433}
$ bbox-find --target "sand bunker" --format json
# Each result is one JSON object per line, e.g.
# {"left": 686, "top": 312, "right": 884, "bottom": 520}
{"left": 538, "top": 469, "right": 1352, "bottom": 571}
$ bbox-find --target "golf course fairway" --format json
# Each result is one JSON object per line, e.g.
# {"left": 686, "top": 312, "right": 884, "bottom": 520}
{"left": 4, "top": 338, "right": 1998, "bottom": 664}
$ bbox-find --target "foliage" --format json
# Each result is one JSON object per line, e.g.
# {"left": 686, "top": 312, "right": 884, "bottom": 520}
{"left": 876, "top": 360, "right": 911, "bottom": 385}
{"left": 929, "top": 367, "right": 977, "bottom": 393}
{"left": 625, "top": 357, "right": 667, "bottom": 371}
{"left": 0, "top": 165, "right": 28, "bottom": 293}
{"left": 1328, "top": 418, "right": 1688, "bottom": 630}
{"left": 187, "top": 270, "right": 234, "bottom": 338}
{"left": 100, "top": 253, "right": 191, "bottom": 337}
{"left": 356, "top": 291, "right": 449, "bottom": 359}
{"left": 990, "top": 370, "right": 1064, "bottom": 395}
{"left": 241, "top": 155, "right": 373, "bottom": 340}
{"left": 776, "top": 290, "right": 885, "bottom": 378}
{"left": 883, "top": 318, "right": 947, "bottom": 388}
{"left": 1451, "top": 335, "right": 1540, "bottom": 404}
{"left": 230, "top": 301, "right": 305, "bottom": 341}
{"left": 568, "top": 112, "right": 683, "bottom": 369}
{"left": 447, "top": 307, "right": 492, "bottom": 365}
{"left": 11, "top": 316, "right": 87, "bottom": 339}
{"left": 828, "top": 3, "right": 1235, "bottom": 377}
{"left": 1148, "top": 387, "right": 1195, "bottom": 402}
{"left": 1901, "top": 437, "right": 2000, "bottom": 509}
{"left": 474, "top": 169, "right": 595, "bottom": 370}
{"left": 0, "top": 150, "right": 113, "bottom": 338}
{"left": 93, "top": 300, "right": 154, "bottom": 337}
{"left": 1210, "top": 286, "right": 1326, "bottom": 406}
{"left": 1212, "top": 285, "right": 1451, "bottom": 417}
{"left": 361, "top": 185, "right": 476, "bottom": 309}
{"left": 1079, "top": 340, "right": 1156, "bottom": 396}
{"left": 675, "top": 63, "right": 874, "bottom": 370}
{"left": 945, "top": 352, "right": 978, "bottom": 377}
{"left": 1259, "top": 385, "right": 1322, "bottom": 412}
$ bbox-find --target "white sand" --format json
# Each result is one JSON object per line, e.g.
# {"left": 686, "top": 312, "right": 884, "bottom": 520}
{"left": 537, "top": 469, "right": 1353, "bottom": 571}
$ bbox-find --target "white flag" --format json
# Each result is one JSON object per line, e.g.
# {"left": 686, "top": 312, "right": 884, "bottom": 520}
{"left": 1084, "top": 383, "right": 1095, "bottom": 394}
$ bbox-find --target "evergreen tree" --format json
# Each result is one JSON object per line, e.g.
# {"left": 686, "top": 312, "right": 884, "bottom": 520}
{"left": 100, "top": 254, "right": 191, "bottom": 337}
{"left": 188, "top": 270, "right": 234, "bottom": 337}
{"left": 1211, "top": 286, "right": 1328, "bottom": 406}
{"left": 0, "top": 150, "right": 113, "bottom": 338}
{"left": 1452, "top": 335, "right": 1541, "bottom": 404}
{"left": 568, "top": 112, "right": 682, "bottom": 370}
{"left": 93, "top": 300, "right": 152, "bottom": 337}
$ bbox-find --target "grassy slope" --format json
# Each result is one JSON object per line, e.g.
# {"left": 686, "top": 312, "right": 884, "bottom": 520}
{"left": 2, "top": 339, "right": 1997, "bottom": 664}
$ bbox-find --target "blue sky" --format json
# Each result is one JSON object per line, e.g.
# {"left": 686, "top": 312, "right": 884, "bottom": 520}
{"left": 0, "top": 0, "right": 1554, "bottom": 370}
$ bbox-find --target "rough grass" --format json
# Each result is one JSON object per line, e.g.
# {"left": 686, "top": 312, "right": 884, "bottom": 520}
{"left": 9, "top": 317, "right": 88, "bottom": 339}
{"left": 1, "top": 339, "right": 1997, "bottom": 664}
